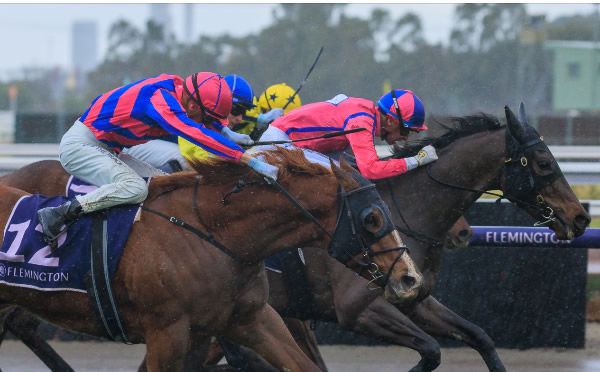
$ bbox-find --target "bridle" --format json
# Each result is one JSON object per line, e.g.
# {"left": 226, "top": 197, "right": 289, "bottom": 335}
{"left": 258, "top": 171, "right": 409, "bottom": 290}
{"left": 502, "top": 129, "right": 560, "bottom": 226}
{"left": 424, "top": 125, "right": 561, "bottom": 227}
{"left": 384, "top": 124, "right": 561, "bottom": 254}
{"left": 327, "top": 176, "right": 408, "bottom": 289}
{"left": 143, "top": 171, "right": 408, "bottom": 290}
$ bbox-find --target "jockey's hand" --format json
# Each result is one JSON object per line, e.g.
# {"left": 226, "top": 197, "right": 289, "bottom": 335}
{"left": 257, "top": 108, "right": 284, "bottom": 125}
{"left": 414, "top": 145, "right": 438, "bottom": 166}
{"left": 221, "top": 127, "right": 254, "bottom": 146}
{"left": 247, "top": 157, "right": 279, "bottom": 181}
{"left": 404, "top": 145, "right": 438, "bottom": 170}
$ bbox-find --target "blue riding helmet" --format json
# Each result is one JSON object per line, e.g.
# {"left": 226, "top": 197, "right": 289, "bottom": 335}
{"left": 377, "top": 89, "right": 427, "bottom": 131}
{"left": 224, "top": 74, "right": 256, "bottom": 109}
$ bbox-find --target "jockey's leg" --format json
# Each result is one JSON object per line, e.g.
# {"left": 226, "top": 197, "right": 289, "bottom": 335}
{"left": 121, "top": 139, "right": 188, "bottom": 171}
{"left": 37, "top": 121, "right": 147, "bottom": 241}
{"left": 257, "top": 125, "right": 290, "bottom": 143}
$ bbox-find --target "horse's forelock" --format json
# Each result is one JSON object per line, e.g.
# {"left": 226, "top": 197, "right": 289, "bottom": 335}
{"left": 392, "top": 113, "right": 504, "bottom": 159}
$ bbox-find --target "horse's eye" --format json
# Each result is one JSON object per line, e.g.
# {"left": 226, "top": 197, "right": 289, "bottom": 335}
{"left": 361, "top": 207, "right": 384, "bottom": 233}
{"left": 538, "top": 160, "right": 551, "bottom": 170}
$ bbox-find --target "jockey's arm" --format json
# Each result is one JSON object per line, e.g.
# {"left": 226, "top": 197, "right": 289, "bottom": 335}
{"left": 346, "top": 119, "right": 410, "bottom": 180}
{"left": 147, "top": 89, "right": 244, "bottom": 162}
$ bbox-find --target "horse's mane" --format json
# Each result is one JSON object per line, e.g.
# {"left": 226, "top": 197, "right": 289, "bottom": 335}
{"left": 146, "top": 147, "right": 331, "bottom": 201}
{"left": 391, "top": 113, "right": 504, "bottom": 159}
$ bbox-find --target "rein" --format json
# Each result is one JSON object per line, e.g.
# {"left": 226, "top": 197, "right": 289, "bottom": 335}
{"left": 264, "top": 177, "right": 332, "bottom": 238}
{"left": 140, "top": 176, "right": 255, "bottom": 266}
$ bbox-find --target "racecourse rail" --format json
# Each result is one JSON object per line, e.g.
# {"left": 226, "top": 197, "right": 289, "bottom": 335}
{"left": 470, "top": 226, "right": 600, "bottom": 248}
{"left": 0, "top": 143, "right": 599, "bottom": 217}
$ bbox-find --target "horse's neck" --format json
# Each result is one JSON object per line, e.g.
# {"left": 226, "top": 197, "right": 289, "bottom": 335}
{"left": 387, "top": 129, "right": 506, "bottom": 248}
{"left": 177, "top": 175, "right": 339, "bottom": 264}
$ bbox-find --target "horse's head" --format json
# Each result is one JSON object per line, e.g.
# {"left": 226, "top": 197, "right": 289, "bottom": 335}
{"left": 504, "top": 103, "right": 590, "bottom": 239}
{"left": 328, "top": 157, "right": 423, "bottom": 304}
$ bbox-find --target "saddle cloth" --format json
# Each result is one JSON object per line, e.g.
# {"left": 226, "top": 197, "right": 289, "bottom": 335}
{"left": 0, "top": 192, "right": 140, "bottom": 292}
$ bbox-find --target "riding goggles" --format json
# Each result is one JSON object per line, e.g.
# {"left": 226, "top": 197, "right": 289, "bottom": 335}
{"left": 230, "top": 103, "right": 252, "bottom": 117}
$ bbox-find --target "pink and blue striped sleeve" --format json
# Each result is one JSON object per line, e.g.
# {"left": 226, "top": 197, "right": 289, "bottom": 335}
{"left": 147, "top": 89, "right": 243, "bottom": 161}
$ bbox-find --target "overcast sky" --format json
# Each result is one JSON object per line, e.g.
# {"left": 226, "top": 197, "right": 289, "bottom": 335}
{"left": 0, "top": 3, "right": 597, "bottom": 74}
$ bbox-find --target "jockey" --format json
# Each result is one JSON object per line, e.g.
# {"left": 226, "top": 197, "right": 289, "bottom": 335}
{"left": 258, "top": 89, "right": 437, "bottom": 180}
{"left": 257, "top": 82, "right": 302, "bottom": 115}
{"left": 178, "top": 76, "right": 297, "bottom": 165}
{"left": 37, "top": 72, "right": 278, "bottom": 242}
{"left": 229, "top": 82, "right": 299, "bottom": 141}
{"left": 120, "top": 74, "right": 258, "bottom": 172}
{"left": 179, "top": 74, "right": 260, "bottom": 163}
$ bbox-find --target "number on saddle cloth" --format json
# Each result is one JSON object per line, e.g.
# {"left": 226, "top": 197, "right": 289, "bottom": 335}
{"left": 0, "top": 194, "right": 140, "bottom": 292}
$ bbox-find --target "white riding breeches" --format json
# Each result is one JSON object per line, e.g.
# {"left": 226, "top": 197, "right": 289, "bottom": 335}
{"left": 258, "top": 125, "right": 290, "bottom": 142}
{"left": 256, "top": 126, "right": 334, "bottom": 168}
{"left": 59, "top": 121, "right": 149, "bottom": 213}
{"left": 121, "top": 139, "right": 189, "bottom": 170}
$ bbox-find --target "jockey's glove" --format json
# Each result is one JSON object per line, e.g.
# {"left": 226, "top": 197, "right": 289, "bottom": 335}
{"left": 404, "top": 145, "right": 438, "bottom": 170}
{"left": 257, "top": 108, "right": 284, "bottom": 125}
{"left": 248, "top": 157, "right": 279, "bottom": 181}
{"left": 221, "top": 127, "right": 254, "bottom": 146}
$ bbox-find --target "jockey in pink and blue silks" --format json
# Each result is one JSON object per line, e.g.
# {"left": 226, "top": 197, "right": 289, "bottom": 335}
{"left": 258, "top": 90, "right": 437, "bottom": 180}
{"left": 37, "top": 72, "right": 278, "bottom": 244}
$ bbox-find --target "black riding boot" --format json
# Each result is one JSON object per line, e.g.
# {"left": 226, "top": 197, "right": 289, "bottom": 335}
{"left": 158, "top": 159, "right": 183, "bottom": 174}
{"left": 37, "top": 199, "right": 84, "bottom": 241}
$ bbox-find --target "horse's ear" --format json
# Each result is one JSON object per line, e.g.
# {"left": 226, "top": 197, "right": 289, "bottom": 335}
{"left": 330, "top": 159, "right": 360, "bottom": 191}
{"left": 518, "top": 102, "right": 530, "bottom": 127}
{"left": 504, "top": 105, "right": 527, "bottom": 143}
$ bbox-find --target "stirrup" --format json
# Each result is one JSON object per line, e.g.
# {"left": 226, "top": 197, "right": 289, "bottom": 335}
{"left": 42, "top": 234, "right": 59, "bottom": 251}
{"left": 41, "top": 221, "right": 74, "bottom": 251}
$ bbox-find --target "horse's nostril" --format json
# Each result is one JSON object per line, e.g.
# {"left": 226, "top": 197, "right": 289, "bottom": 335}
{"left": 575, "top": 213, "right": 591, "bottom": 229}
{"left": 402, "top": 275, "right": 416, "bottom": 289}
{"left": 458, "top": 229, "right": 472, "bottom": 239}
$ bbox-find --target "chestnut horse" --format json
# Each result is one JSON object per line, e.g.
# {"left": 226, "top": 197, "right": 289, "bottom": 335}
{"left": 0, "top": 147, "right": 423, "bottom": 371}
{"left": 0, "top": 104, "right": 589, "bottom": 371}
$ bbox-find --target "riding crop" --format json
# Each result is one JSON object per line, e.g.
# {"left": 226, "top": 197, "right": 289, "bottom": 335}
{"left": 252, "top": 127, "right": 366, "bottom": 146}
{"left": 282, "top": 46, "right": 325, "bottom": 111}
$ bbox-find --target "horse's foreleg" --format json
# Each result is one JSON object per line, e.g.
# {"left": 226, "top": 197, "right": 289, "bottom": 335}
{"left": 408, "top": 296, "right": 506, "bottom": 372}
{"left": 143, "top": 316, "right": 191, "bottom": 372}
{"left": 5, "top": 307, "right": 74, "bottom": 372}
{"left": 224, "top": 304, "right": 320, "bottom": 372}
{"left": 337, "top": 295, "right": 441, "bottom": 372}
{"left": 217, "top": 337, "right": 278, "bottom": 372}
{"left": 283, "top": 319, "right": 328, "bottom": 372}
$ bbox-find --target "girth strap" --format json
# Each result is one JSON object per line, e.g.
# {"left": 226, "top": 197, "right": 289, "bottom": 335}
{"left": 84, "top": 212, "right": 131, "bottom": 344}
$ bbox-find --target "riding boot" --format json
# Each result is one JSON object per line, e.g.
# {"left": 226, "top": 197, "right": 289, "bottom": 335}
{"left": 37, "top": 199, "right": 84, "bottom": 242}
{"left": 158, "top": 159, "right": 183, "bottom": 174}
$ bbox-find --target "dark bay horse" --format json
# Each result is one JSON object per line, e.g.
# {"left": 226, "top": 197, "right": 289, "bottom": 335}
{"left": 202, "top": 103, "right": 590, "bottom": 372}
{"left": 0, "top": 147, "right": 423, "bottom": 371}
{"left": 0, "top": 104, "right": 590, "bottom": 371}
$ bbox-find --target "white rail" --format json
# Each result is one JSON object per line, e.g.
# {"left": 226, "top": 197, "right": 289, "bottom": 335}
{"left": 0, "top": 143, "right": 598, "bottom": 196}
